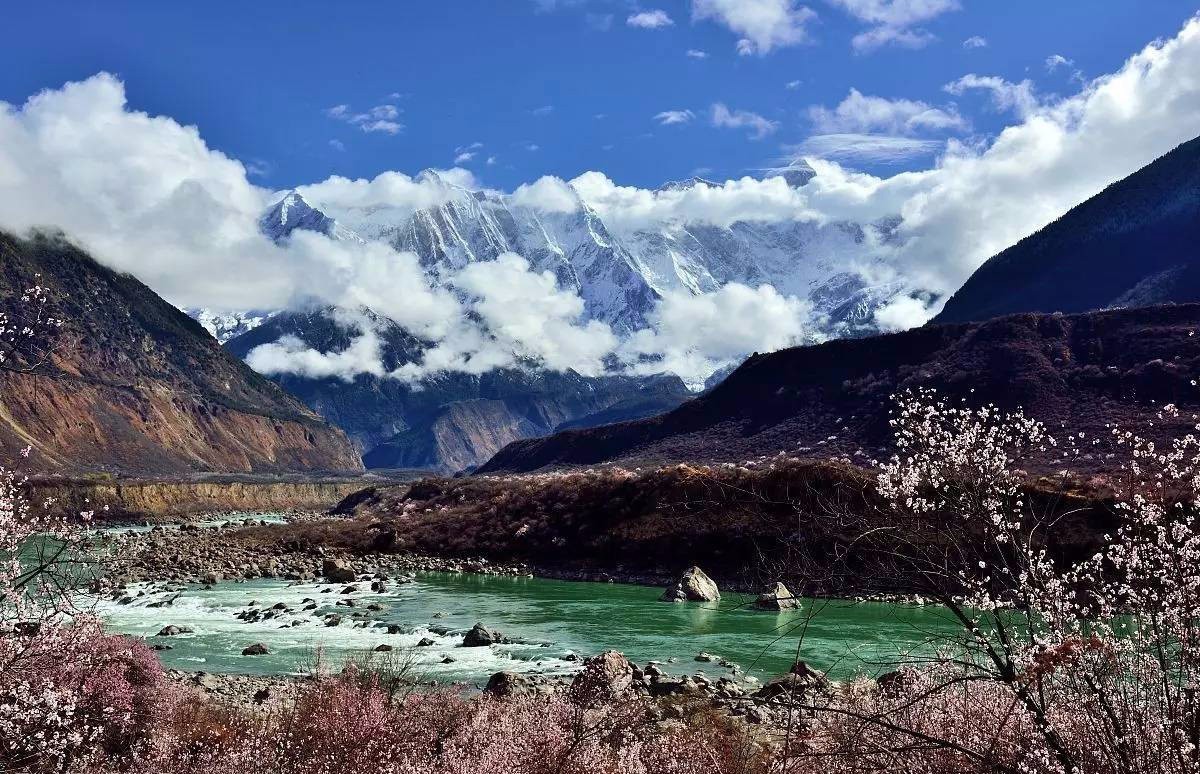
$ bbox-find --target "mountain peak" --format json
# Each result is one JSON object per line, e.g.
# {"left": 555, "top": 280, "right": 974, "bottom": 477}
{"left": 260, "top": 190, "right": 361, "bottom": 243}
{"left": 656, "top": 177, "right": 718, "bottom": 193}
{"left": 764, "top": 161, "right": 816, "bottom": 188}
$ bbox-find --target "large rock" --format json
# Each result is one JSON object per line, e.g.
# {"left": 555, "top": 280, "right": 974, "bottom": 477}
{"left": 156, "top": 625, "right": 193, "bottom": 637}
{"left": 484, "top": 671, "right": 540, "bottom": 699}
{"left": 755, "top": 660, "right": 831, "bottom": 702}
{"left": 754, "top": 582, "right": 800, "bottom": 611}
{"left": 660, "top": 566, "right": 720, "bottom": 603}
{"left": 242, "top": 643, "right": 269, "bottom": 656}
{"left": 322, "top": 559, "right": 356, "bottom": 583}
{"left": 463, "top": 623, "right": 507, "bottom": 647}
{"left": 569, "top": 650, "right": 634, "bottom": 706}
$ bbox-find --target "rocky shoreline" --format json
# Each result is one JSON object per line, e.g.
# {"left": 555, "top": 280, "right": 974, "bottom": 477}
{"left": 90, "top": 513, "right": 933, "bottom": 607}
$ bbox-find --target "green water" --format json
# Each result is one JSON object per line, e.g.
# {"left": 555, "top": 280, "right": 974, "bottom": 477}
{"left": 91, "top": 570, "right": 963, "bottom": 685}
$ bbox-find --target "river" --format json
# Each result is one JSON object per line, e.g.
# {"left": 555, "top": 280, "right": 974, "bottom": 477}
{"left": 89, "top": 565, "right": 962, "bottom": 685}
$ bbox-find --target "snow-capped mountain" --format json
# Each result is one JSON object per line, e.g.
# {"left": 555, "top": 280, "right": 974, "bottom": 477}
{"left": 190, "top": 163, "right": 899, "bottom": 343}
{"left": 259, "top": 190, "right": 364, "bottom": 244}
{"left": 188, "top": 308, "right": 272, "bottom": 344}
{"left": 287, "top": 162, "right": 895, "bottom": 335}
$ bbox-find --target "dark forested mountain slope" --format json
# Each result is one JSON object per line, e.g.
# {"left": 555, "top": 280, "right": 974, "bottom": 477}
{"left": 934, "top": 135, "right": 1200, "bottom": 324}
{"left": 481, "top": 303, "right": 1200, "bottom": 473}
{"left": 0, "top": 232, "right": 362, "bottom": 476}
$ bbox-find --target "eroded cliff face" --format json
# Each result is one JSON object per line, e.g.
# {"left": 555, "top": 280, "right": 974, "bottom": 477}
{"left": 0, "top": 232, "right": 363, "bottom": 475}
{"left": 28, "top": 478, "right": 368, "bottom": 520}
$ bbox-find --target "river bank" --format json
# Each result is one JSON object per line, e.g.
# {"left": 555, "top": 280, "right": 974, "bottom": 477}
{"left": 29, "top": 472, "right": 418, "bottom": 521}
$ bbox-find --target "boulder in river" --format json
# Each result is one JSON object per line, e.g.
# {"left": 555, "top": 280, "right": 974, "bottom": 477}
{"left": 659, "top": 566, "right": 720, "bottom": 603}
{"left": 754, "top": 582, "right": 800, "bottom": 611}
{"left": 242, "top": 643, "right": 269, "bottom": 656}
{"left": 463, "top": 623, "right": 507, "bottom": 647}
{"left": 322, "top": 558, "right": 356, "bottom": 583}
{"left": 156, "top": 625, "right": 193, "bottom": 637}
{"left": 417, "top": 637, "right": 435, "bottom": 647}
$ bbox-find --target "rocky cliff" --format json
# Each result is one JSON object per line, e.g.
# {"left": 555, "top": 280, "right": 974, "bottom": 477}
{"left": 0, "top": 232, "right": 363, "bottom": 476}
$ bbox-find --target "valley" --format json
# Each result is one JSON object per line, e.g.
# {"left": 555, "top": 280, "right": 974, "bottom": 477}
{"left": 5, "top": 8, "right": 1200, "bottom": 768}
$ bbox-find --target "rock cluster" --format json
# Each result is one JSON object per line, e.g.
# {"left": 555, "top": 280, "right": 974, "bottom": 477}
{"left": 89, "top": 520, "right": 532, "bottom": 589}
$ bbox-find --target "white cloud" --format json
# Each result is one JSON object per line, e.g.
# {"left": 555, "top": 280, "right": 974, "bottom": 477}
{"left": 786, "top": 79, "right": 803, "bottom": 90}
{"left": 329, "top": 139, "right": 345, "bottom": 152}
{"left": 531, "top": 105, "right": 554, "bottom": 116}
{"left": 962, "top": 35, "right": 987, "bottom": 49}
{"left": 569, "top": 171, "right": 812, "bottom": 231}
{"left": 794, "top": 133, "right": 945, "bottom": 163}
{"left": 873, "top": 294, "right": 932, "bottom": 331}
{"left": 795, "top": 13, "right": 1200, "bottom": 315}
{"left": 454, "top": 151, "right": 476, "bottom": 163}
{"left": 827, "top": 0, "right": 960, "bottom": 52}
{"left": 654, "top": 109, "right": 696, "bottom": 125}
{"left": 326, "top": 103, "right": 403, "bottom": 135}
{"left": 621, "top": 283, "right": 818, "bottom": 385}
{"left": 809, "top": 88, "right": 968, "bottom": 134}
{"left": 944, "top": 74, "right": 1038, "bottom": 117}
{"left": 627, "top": 9, "right": 674, "bottom": 28}
{"left": 692, "top": 0, "right": 816, "bottom": 55}
{"left": 1046, "top": 53, "right": 1074, "bottom": 71}
{"left": 710, "top": 103, "right": 779, "bottom": 138}
{"left": 686, "top": 48, "right": 710, "bottom": 58}
{"left": 509, "top": 175, "right": 581, "bottom": 213}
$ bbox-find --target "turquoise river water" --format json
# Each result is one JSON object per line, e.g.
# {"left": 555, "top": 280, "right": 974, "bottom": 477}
{"left": 86, "top": 533, "right": 962, "bottom": 685}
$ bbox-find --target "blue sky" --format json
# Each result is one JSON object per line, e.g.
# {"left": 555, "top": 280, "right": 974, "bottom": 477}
{"left": 4, "top": 1, "right": 1197, "bottom": 191}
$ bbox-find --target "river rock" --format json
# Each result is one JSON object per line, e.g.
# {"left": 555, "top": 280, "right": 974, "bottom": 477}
{"left": 463, "top": 623, "right": 506, "bottom": 647}
{"left": 569, "top": 650, "right": 634, "bottom": 706}
{"left": 417, "top": 637, "right": 435, "bottom": 647}
{"left": 156, "top": 625, "right": 193, "bottom": 637}
{"left": 322, "top": 559, "right": 356, "bottom": 583}
{"left": 242, "top": 643, "right": 269, "bottom": 656}
{"left": 754, "top": 582, "right": 800, "bottom": 611}
{"left": 755, "top": 660, "right": 831, "bottom": 702}
{"left": 484, "top": 671, "right": 539, "bottom": 699}
{"left": 660, "top": 566, "right": 720, "bottom": 603}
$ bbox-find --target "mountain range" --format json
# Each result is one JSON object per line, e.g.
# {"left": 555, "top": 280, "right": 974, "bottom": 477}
{"left": 481, "top": 303, "right": 1200, "bottom": 474}
{"left": 196, "top": 163, "right": 904, "bottom": 471}
{"left": 481, "top": 135, "right": 1200, "bottom": 474}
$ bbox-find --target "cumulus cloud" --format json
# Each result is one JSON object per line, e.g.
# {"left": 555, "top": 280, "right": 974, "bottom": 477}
{"left": 809, "top": 88, "right": 968, "bottom": 134}
{"left": 686, "top": 48, "right": 710, "bottom": 58}
{"left": 944, "top": 74, "right": 1039, "bottom": 117}
{"left": 797, "top": 13, "right": 1200, "bottom": 317}
{"left": 710, "top": 103, "right": 779, "bottom": 138}
{"left": 627, "top": 10, "right": 673, "bottom": 28}
{"left": 828, "top": 0, "right": 960, "bottom": 52}
{"left": 654, "top": 109, "right": 695, "bottom": 125}
{"left": 326, "top": 103, "right": 403, "bottom": 135}
{"left": 621, "top": 283, "right": 819, "bottom": 385}
{"left": 962, "top": 35, "right": 987, "bottom": 49}
{"left": 692, "top": 0, "right": 816, "bottom": 55}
